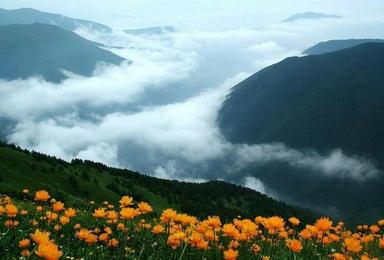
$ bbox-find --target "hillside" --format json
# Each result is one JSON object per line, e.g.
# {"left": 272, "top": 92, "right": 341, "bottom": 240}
{"left": 282, "top": 12, "right": 341, "bottom": 22}
{"left": 0, "top": 142, "right": 316, "bottom": 222}
{"left": 0, "top": 8, "right": 111, "bottom": 32}
{"left": 304, "top": 39, "right": 384, "bottom": 55}
{"left": 218, "top": 43, "right": 384, "bottom": 224}
{"left": 219, "top": 43, "right": 384, "bottom": 164}
{"left": 0, "top": 23, "right": 125, "bottom": 83}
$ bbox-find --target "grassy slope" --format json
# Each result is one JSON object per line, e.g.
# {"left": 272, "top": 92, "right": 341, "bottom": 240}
{"left": 0, "top": 143, "right": 317, "bottom": 222}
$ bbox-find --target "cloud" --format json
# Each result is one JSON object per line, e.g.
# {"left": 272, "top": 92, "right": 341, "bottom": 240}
{"left": 1, "top": 13, "right": 384, "bottom": 217}
{"left": 234, "top": 144, "right": 380, "bottom": 181}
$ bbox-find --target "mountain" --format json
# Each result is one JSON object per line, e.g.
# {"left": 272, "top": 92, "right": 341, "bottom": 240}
{"left": 282, "top": 11, "right": 341, "bottom": 22}
{"left": 0, "top": 23, "right": 125, "bottom": 83}
{"left": 218, "top": 43, "right": 384, "bottom": 223}
{"left": 0, "top": 8, "right": 111, "bottom": 32}
{"left": 304, "top": 39, "right": 384, "bottom": 55}
{"left": 124, "top": 26, "right": 176, "bottom": 35}
{"left": 0, "top": 142, "right": 316, "bottom": 222}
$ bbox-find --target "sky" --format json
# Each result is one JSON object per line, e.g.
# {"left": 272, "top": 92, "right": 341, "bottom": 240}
{"left": 1, "top": 0, "right": 384, "bottom": 216}
{"left": 2, "top": 0, "right": 384, "bottom": 29}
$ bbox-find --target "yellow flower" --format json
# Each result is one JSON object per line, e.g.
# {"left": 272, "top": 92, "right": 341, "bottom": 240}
{"left": 93, "top": 208, "right": 107, "bottom": 218}
{"left": 119, "top": 196, "right": 133, "bottom": 207}
{"left": 34, "top": 190, "right": 51, "bottom": 202}
{"left": 22, "top": 189, "right": 29, "bottom": 194}
{"left": 30, "top": 230, "right": 51, "bottom": 245}
{"left": 288, "top": 217, "right": 300, "bottom": 226}
{"left": 315, "top": 217, "right": 333, "bottom": 232}
{"left": 286, "top": 239, "right": 303, "bottom": 253}
{"left": 52, "top": 201, "right": 64, "bottom": 212}
{"left": 0, "top": 205, "right": 5, "bottom": 215}
{"left": 223, "top": 248, "right": 238, "bottom": 260}
{"left": 19, "top": 239, "right": 30, "bottom": 248}
{"left": 35, "top": 241, "right": 63, "bottom": 260}
{"left": 138, "top": 202, "right": 153, "bottom": 214}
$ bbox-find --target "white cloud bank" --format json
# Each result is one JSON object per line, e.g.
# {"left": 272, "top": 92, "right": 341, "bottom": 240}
{"left": 1, "top": 15, "right": 384, "bottom": 191}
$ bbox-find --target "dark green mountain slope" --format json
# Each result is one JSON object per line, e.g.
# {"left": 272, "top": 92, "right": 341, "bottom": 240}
{"left": 0, "top": 23, "right": 125, "bottom": 83}
{"left": 304, "top": 39, "right": 384, "bottom": 55}
{"left": 219, "top": 43, "right": 384, "bottom": 165}
{"left": 0, "top": 8, "right": 111, "bottom": 32}
{"left": 0, "top": 142, "right": 316, "bottom": 222}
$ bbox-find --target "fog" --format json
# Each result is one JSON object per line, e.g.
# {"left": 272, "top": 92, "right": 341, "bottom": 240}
{"left": 1, "top": 2, "right": 384, "bottom": 216}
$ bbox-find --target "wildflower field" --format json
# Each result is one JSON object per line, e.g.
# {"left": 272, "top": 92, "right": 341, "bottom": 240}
{"left": 0, "top": 189, "right": 383, "bottom": 260}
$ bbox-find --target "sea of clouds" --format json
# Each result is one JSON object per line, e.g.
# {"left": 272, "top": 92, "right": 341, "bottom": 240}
{"left": 1, "top": 16, "right": 384, "bottom": 213}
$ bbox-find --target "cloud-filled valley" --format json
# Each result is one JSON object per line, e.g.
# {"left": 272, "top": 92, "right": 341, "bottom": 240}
{"left": 1, "top": 13, "right": 384, "bottom": 219}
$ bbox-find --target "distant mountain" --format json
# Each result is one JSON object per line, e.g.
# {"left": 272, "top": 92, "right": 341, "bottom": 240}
{"left": 0, "top": 23, "right": 125, "bottom": 83}
{"left": 304, "top": 39, "right": 384, "bottom": 55}
{"left": 0, "top": 142, "right": 316, "bottom": 222}
{"left": 282, "top": 11, "right": 341, "bottom": 22}
{"left": 218, "top": 43, "right": 384, "bottom": 223}
{"left": 124, "top": 26, "right": 176, "bottom": 35}
{"left": 219, "top": 43, "right": 384, "bottom": 163}
{"left": 0, "top": 8, "right": 111, "bottom": 32}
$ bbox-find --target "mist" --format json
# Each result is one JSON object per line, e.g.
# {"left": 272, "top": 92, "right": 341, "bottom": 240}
{"left": 1, "top": 4, "right": 384, "bottom": 217}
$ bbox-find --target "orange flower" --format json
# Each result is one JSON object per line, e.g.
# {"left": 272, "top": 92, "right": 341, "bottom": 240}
{"left": 252, "top": 244, "right": 261, "bottom": 254}
{"left": 167, "top": 232, "right": 186, "bottom": 249}
{"left": 119, "top": 196, "right": 133, "bottom": 207}
{"left": 0, "top": 205, "right": 5, "bottom": 215}
{"left": 222, "top": 224, "right": 240, "bottom": 239}
{"left": 35, "top": 241, "right": 62, "bottom": 260}
{"left": 344, "top": 237, "right": 362, "bottom": 253}
{"left": 379, "top": 238, "right": 384, "bottom": 249}
{"left": 332, "top": 253, "right": 347, "bottom": 260}
{"left": 120, "top": 207, "right": 140, "bottom": 220}
{"left": 52, "top": 201, "right": 64, "bottom": 212}
{"left": 286, "top": 239, "right": 302, "bottom": 253}
{"left": 160, "top": 209, "right": 177, "bottom": 223}
{"left": 107, "top": 238, "right": 119, "bottom": 248}
{"left": 206, "top": 216, "right": 222, "bottom": 229}
{"left": 93, "top": 208, "right": 107, "bottom": 218}
{"left": 35, "top": 190, "right": 51, "bottom": 202}
{"left": 288, "top": 217, "right": 300, "bottom": 226}
{"left": 30, "top": 230, "right": 51, "bottom": 245}
{"left": 64, "top": 208, "right": 76, "bottom": 218}
{"left": 223, "top": 249, "right": 238, "bottom": 260}
{"left": 5, "top": 204, "right": 18, "bottom": 217}
{"left": 60, "top": 216, "right": 70, "bottom": 225}
{"left": 138, "top": 202, "right": 153, "bottom": 214}
{"left": 315, "top": 217, "right": 333, "bottom": 232}
{"left": 21, "top": 249, "right": 31, "bottom": 257}
{"left": 19, "top": 239, "right": 30, "bottom": 248}
{"left": 369, "top": 225, "right": 380, "bottom": 233}
{"left": 152, "top": 224, "right": 165, "bottom": 234}
{"left": 263, "top": 216, "right": 285, "bottom": 233}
